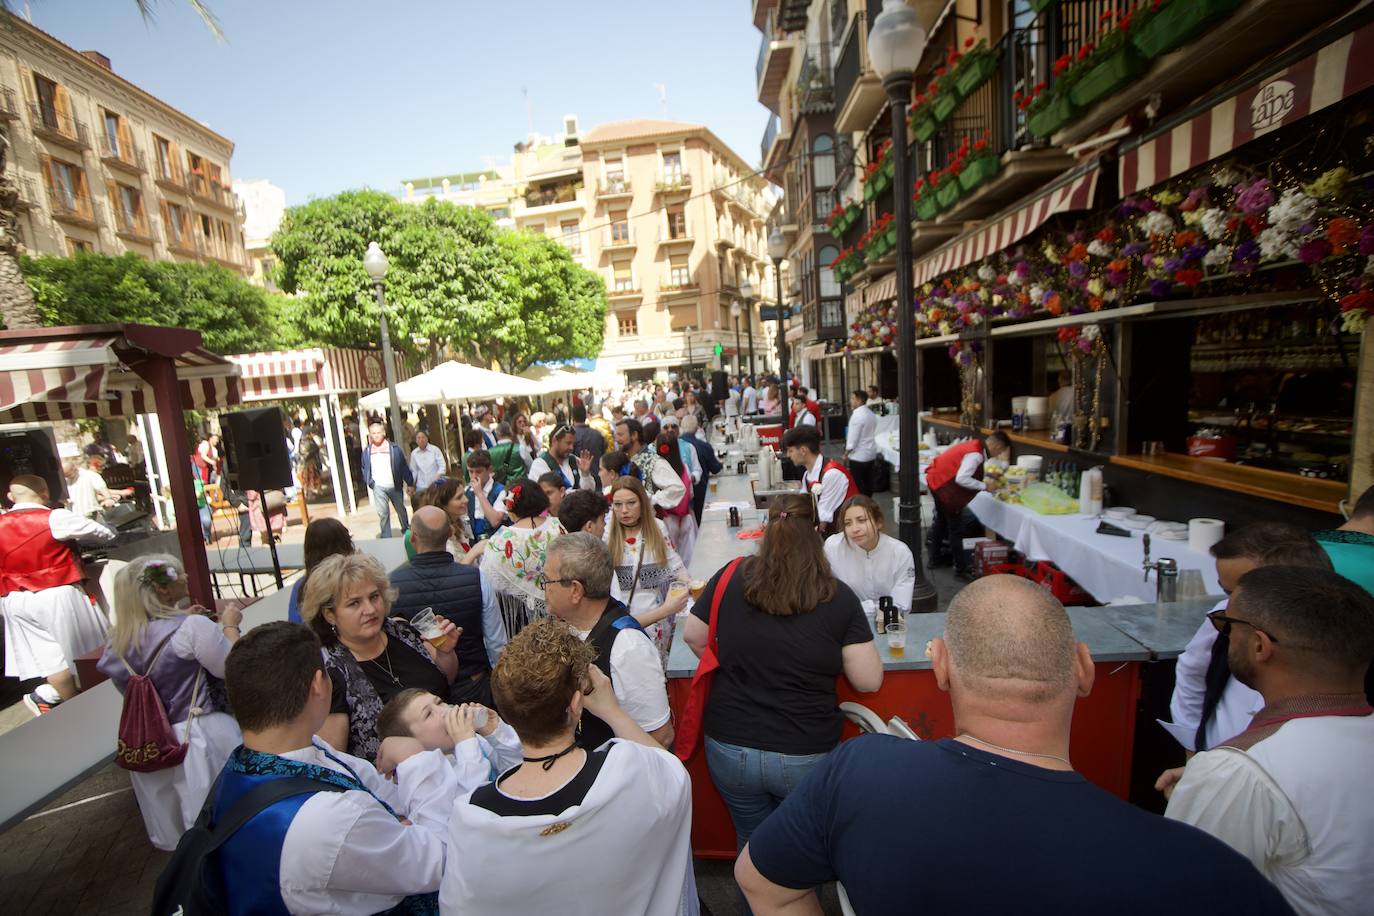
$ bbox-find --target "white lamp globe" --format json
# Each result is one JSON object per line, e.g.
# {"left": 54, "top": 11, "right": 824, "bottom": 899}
{"left": 868, "top": 0, "right": 928, "bottom": 82}
{"left": 363, "top": 242, "right": 389, "bottom": 281}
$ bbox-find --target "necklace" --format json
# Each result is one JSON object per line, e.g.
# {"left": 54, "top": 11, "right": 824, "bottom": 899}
{"left": 958, "top": 733, "right": 1072, "bottom": 768}
{"left": 364, "top": 640, "right": 401, "bottom": 687}
{"left": 522, "top": 741, "right": 580, "bottom": 772}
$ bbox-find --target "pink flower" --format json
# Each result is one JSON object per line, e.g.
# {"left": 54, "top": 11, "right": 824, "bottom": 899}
{"left": 1236, "top": 179, "right": 1273, "bottom": 215}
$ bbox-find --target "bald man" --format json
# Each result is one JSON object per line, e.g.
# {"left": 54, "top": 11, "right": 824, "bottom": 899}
{"left": 735, "top": 576, "right": 1292, "bottom": 916}
{"left": 388, "top": 505, "right": 507, "bottom": 705}
{"left": 0, "top": 475, "right": 116, "bottom": 714}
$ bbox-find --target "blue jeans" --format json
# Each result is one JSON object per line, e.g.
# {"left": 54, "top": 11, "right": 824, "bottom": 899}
{"left": 705, "top": 736, "right": 831, "bottom": 851}
{"left": 371, "top": 484, "right": 408, "bottom": 538}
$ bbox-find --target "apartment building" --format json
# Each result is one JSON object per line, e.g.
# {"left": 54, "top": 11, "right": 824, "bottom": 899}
{"left": 234, "top": 178, "right": 286, "bottom": 288}
{"left": 0, "top": 13, "right": 248, "bottom": 272}
{"left": 401, "top": 117, "right": 778, "bottom": 382}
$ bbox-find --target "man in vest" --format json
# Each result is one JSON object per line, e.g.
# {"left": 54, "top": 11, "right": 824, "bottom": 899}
{"left": 0, "top": 475, "right": 116, "bottom": 715}
{"left": 613, "top": 418, "right": 686, "bottom": 514}
{"left": 389, "top": 507, "right": 508, "bottom": 705}
{"left": 464, "top": 451, "right": 507, "bottom": 542}
{"left": 781, "top": 425, "right": 859, "bottom": 537}
{"left": 528, "top": 424, "right": 597, "bottom": 493}
{"left": 542, "top": 533, "right": 673, "bottom": 750}
{"left": 925, "top": 431, "right": 1011, "bottom": 582}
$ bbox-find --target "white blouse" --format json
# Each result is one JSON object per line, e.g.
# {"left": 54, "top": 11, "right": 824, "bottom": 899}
{"left": 823, "top": 532, "right": 917, "bottom": 612}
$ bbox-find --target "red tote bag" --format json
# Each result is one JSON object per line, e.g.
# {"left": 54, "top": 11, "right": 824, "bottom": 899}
{"left": 675, "top": 557, "right": 743, "bottom": 762}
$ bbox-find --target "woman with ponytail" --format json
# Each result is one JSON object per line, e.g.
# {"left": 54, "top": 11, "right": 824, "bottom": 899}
{"left": 97, "top": 555, "right": 242, "bottom": 849}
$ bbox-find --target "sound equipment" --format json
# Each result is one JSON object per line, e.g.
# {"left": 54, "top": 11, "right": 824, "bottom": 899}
{"left": 220, "top": 407, "right": 293, "bottom": 493}
{"left": 0, "top": 427, "right": 66, "bottom": 507}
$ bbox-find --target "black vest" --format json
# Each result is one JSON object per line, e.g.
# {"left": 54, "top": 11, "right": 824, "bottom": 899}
{"left": 580, "top": 599, "right": 646, "bottom": 750}
{"left": 540, "top": 451, "right": 580, "bottom": 490}
{"left": 389, "top": 552, "right": 488, "bottom": 679}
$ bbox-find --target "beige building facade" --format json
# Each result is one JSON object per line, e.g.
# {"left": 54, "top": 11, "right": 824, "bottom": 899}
{"left": 0, "top": 14, "right": 248, "bottom": 272}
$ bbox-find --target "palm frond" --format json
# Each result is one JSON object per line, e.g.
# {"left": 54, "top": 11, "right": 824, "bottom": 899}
{"left": 134, "top": 0, "right": 226, "bottom": 43}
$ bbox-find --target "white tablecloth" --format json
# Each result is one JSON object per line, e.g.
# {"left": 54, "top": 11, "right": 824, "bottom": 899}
{"left": 969, "top": 493, "right": 1222, "bottom": 603}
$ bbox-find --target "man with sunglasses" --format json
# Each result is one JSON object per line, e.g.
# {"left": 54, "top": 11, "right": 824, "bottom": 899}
{"left": 1165, "top": 565, "right": 1374, "bottom": 916}
{"left": 528, "top": 425, "right": 597, "bottom": 493}
{"left": 541, "top": 533, "right": 673, "bottom": 751}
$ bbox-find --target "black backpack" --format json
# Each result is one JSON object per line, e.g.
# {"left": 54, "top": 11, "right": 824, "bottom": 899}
{"left": 150, "top": 776, "right": 345, "bottom": 915}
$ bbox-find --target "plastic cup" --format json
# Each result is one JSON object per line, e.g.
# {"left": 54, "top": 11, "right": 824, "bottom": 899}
{"left": 886, "top": 618, "right": 907, "bottom": 657}
{"left": 689, "top": 579, "right": 707, "bottom": 601}
{"left": 411, "top": 608, "right": 449, "bottom": 651}
{"left": 667, "top": 581, "right": 690, "bottom": 603}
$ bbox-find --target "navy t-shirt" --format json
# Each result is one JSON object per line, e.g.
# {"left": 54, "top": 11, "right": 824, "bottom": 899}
{"left": 748, "top": 736, "right": 1295, "bottom": 916}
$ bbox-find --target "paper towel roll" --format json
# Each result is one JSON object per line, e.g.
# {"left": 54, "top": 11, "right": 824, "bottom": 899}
{"left": 1188, "top": 518, "right": 1225, "bottom": 553}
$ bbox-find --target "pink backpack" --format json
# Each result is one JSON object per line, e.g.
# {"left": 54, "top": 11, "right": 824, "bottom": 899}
{"left": 666, "top": 466, "right": 694, "bottom": 518}
{"left": 114, "top": 629, "right": 202, "bottom": 773}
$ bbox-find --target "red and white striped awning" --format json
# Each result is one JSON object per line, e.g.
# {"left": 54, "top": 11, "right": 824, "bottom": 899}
{"left": 228, "top": 347, "right": 396, "bottom": 401}
{"left": 914, "top": 165, "right": 1101, "bottom": 286}
{"left": 1120, "top": 18, "right": 1374, "bottom": 196}
{"left": 0, "top": 331, "right": 241, "bottom": 423}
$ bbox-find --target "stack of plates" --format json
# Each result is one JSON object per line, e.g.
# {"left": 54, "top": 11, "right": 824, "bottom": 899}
{"left": 1104, "top": 507, "right": 1135, "bottom": 520}
{"left": 1122, "top": 514, "right": 1155, "bottom": 530}
{"left": 1148, "top": 521, "right": 1189, "bottom": 541}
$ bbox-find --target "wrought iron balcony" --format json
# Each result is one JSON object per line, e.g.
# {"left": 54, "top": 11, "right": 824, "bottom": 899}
{"left": 98, "top": 135, "right": 146, "bottom": 174}
{"left": 29, "top": 104, "right": 89, "bottom": 151}
{"left": 797, "top": 46, "right": 834, "bottom": 114}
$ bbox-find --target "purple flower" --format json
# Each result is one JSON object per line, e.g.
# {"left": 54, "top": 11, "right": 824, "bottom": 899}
{"left": 1014, "top": 260, "right": 1031, "bottom": 277}
{"left": 1184, "top": 244, "right": 1210, "bottom": 263}
{"left": 1232, "top": 240, "right": 1259, "bottom": 276}
{"left": 1041, "top": 288, "right": 1056, "bottom": 305}
{"left": 1139, "top": 198, "right": 1159, "bottom": 213}
{"left": 1164, "top": 256, "right": 1184, "bottom": 272}
{"left": 1122, "top": 242, "right": 1146, "bottom": 257}
{"left": 1142, "top": 253, "right": 1156, "bottom": 268}
{"left": 1068, "top": 260, "right": 1087, "bottom": 278}
{"left": 1359, "top": 225, "right": 1374, "bottom": 257}
{"left": 1148, "top": 279, "right": 1173, "bottom": 299}
{"left": 1105, "top": 269, "right": 1128, "bottom": 286}
{"left": 1119, "top": 198, "right": 1143, "bottom": 216}
{"left": 1298, "top": 238, "right": 1332, "bottom": 265}
{"left": 1237, "top": 178, "right": 1273, "bottom": 215}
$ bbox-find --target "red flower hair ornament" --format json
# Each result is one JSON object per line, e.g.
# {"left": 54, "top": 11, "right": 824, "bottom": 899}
{"left": 658, "top": 443, "right": 671, "bottom": 456}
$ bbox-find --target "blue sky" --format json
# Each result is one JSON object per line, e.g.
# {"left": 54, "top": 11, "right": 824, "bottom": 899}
{"left": 28, "top": 0, "right": 772, "bottom": 204}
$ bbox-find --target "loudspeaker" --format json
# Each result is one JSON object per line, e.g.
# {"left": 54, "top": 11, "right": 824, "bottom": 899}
{"left": 0, "top": 427, "right": 66, "bottom": 508}
{"left": 711, "top": 369, "right": 728, "bottom": 395}
{"left": 220, "top": 407, "right": 293, "bottom": 493}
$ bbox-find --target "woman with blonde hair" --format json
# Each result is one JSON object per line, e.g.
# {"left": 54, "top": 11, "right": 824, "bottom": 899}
{"left": 301, "top": 552, "right": 460, "bottom": 761}
{"left": 97, "top": 555, "right": 243, "bottom": 850}
{"left": 606, "top": 476, "right": 689, "bottom": 669}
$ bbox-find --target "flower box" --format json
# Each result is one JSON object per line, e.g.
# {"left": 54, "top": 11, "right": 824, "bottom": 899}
{"left": 915, "top": 194, "right": 940, "bottom": 221}
{"left": 912, "top": 112, "right": 939, "bottom": 142}
{"left": 1068, "top": 48, "right": 1148, "bottom": 110}
{"left": 1029, "top": 0, "right": 1057, "bottom": 11}
{"left": 935, "top": 178, "right": 962, "bottom": 211}
{"left": 931, "top": 92, "right": 960, "bottom": 124}
{"left": 883, "top": 226, "right": 897, "bottom": 250}
{"left": 954, "top": 51, "right": 998, "bottom": 99}
{"left": 870, "top": 164, "right": 892, "bottom": 197}
{"left": 1131, "top": 0, "right": 1244, "bottom": 60}
{"left": 1027, "top": 93, "right": 1077, "bottom": 139}
{"left": 958, "top": 155, "right": 1001, "bottom": 193}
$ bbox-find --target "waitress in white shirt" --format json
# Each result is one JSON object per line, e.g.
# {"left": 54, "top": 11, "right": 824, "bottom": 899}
{"left": 823, "top": 495, "right": 916, "bottom": 613}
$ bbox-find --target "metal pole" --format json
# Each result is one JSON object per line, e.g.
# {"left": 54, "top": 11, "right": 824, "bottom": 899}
{"left": 734, "top": 315, "right": 743, "bottom": 376}
{"left": 887, "top": 75, "right": 938, "bottom": 613}
{"left": 375, "top": 280, "right": 406, "bottom": 447}
{"left": 774, "top": 257, "right": 789, "bottom": 429}
{"left": 745, "top": 301, "right": 756, "bottom": 378}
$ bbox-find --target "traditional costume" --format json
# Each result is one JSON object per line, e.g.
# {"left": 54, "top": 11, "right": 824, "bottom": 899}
{"left": 609, "top": 518, "right": 687, "bottom": 671}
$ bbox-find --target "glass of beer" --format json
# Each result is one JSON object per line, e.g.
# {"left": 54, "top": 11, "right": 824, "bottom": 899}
{"left": 709, "top": 480, "right": 718, "bottom": 494}
{"left": 689, "top": 579, "right": 706, "bottom": 601}
{"left": 411, "top": 608, "right": 449, "bottom": 651}
{"left": 886, "top": 617, "right": 907, "bottom": 657}
{"left": 667, "top": 581, "right": 690, "bottom": 604}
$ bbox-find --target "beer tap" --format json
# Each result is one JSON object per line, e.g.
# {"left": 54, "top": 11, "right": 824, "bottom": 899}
{"left": 1142, "top": 533, "right": 1179, "bottom": 603}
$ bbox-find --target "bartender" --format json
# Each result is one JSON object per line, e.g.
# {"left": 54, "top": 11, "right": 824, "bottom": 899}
{"left": 925, "top": 431, "right": 1010, "bottom": 582}
{"left": 0, "top": 475, "right": 116, "bottom": 715}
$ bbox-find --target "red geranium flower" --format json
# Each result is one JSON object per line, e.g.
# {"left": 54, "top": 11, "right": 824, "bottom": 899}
{"left": 1175, "top": 269, "right": 1204, "bottom": 288}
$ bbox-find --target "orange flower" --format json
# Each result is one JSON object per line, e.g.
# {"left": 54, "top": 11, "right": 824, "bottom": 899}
{"left": 1174, "top": 230, "right": 1198, "bottom": 248}
{"left": 1108, "top": 258, "right": 1129, "bottom": 272}
{"left": 1066, "top": 243, "right": 1089, "bottom": 262}
{"left": 1046, "top": 294, "right": 1063, "bottom": 316}
{"left": 1328, "top": 217, "right": 1359, "bottom": 255}
{"left": 1088, "top": 296, "right": 1104, "bottom": 312}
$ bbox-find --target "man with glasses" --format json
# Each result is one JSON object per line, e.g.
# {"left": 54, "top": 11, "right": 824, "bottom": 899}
{"left": 1165, "top": 565, "right": 1374, "bottom": 916}
{"left": 541, "top": 533, "right": 673, "bottom": 750}
{"left": 528, "top": 425, "right": 597, "bottom": 493}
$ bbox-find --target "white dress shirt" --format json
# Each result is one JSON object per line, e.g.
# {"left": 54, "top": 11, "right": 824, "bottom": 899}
{"left": 408, "top": 444, "right": 445, "bottom": 492}
{"left": 824, "top": 532, "right": 916, "bottom": 611}
{"left": 12, "top": 502, "right": 117, "bottom": 546}
{"left": 1167, "top": 712, "right": 1374, "bottom": 916}
{"left": 1169, "top": 603, "right": 1264, "bottom": 751}
{"left": 743, "top": 385, "right": 759, "bottom": 414}
{"left": 953, "top": 451, "right": 987, "bottom": 492}
{"left": 68, "top": 468, "right": 111, "bottom": 518}
{"left": 846, "top": 404, "right": 878, "bottom": 463}
{"left": 803, "top": 460, "right": 850, "bottom": 525}
{"left": 571, "top": 623, "right": 671, "bottom": 733}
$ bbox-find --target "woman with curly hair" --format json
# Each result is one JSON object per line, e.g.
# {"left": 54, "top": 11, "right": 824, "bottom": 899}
{"left": 431, "top": 617, "right": 697, "bottom": 915}
{"left": 607, "top": 476, "right": 689, "bottom": 670}
{"left": 480, "top": 478, "right": 560, "bottom": 638}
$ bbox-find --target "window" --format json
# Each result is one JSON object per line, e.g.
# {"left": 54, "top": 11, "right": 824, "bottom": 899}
{"left": 662, "top": 150, "right": 682, "bottom": 182}
{"left": 813, "top": 136, "right": 836, "bottom": 187}
{"left": 610, "top": 210, "right": 630, "bottom": 244}
{"left": 33, "top": 74, "right": 58, "bottom": 130}
{"left": 814, "top": 189, "right": 836, "bottom": 221}
{"left": 113, "top": 182, "right": 144, "bottom": 232}
{"left": 65, "top": 237, "right": 92, "bottom": 255}
{"left": 604, "top": 158, "right": 625, "bottom": 191}
{"left": 47, "top": 158, "right": 84, "bottom": 211}
{"left": 561, "top": 219, "right": 582, "bottom": 254}
{"left": 667, "top": 206, "right": 688, "bottom": 239}
{"left": 164, "top": 201, "right": 188, "bottom": 246}
{"left": 618, "top": 315, "right": 638, "bottom": 336}
{"left": 154, "top": 136, "right": 175, "bottom": 180}
{"left": 526, "top": 222, "right": 545, "bottom": 236}
{"left": 612, "top": 260, "right": 634, "bottom": 291}
{"left": 103, "top": 110, "right": 122, "bottom": 157}
{"left": 668, "top": 256, "right": 690, "bottom": 286}
{"left": 819, "top": 245, "right": 840, "bottom": 297}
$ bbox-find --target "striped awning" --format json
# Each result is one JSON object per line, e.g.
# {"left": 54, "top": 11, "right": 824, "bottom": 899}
{"left": 864, "top": 273, "right": 897, "bottom": 306}
{"left": 1119, "top": 19, "right": 1374, "bottom": 196}
{"left": 0, "top": 331, "right": 241, "bottom": 423}
{"left": 915, "top": 165, "right": 1101, "bottom": 286}
{"left": 228, "top": 347, "right": 395, "bottom": 400}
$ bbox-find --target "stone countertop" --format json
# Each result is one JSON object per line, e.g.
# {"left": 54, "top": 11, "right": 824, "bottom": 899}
{"left": 1091, "top": 597, "right": 1218, "bottom": 660}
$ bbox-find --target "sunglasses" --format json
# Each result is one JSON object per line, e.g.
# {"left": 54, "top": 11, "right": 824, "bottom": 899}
{"left": 1208, "top": 610, "right": 1281, "bottom": 644}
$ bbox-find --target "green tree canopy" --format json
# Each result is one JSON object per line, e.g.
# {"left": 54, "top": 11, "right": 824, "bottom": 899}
{"left": 269, "top": 190, "right": 607, "bottom": 372}
{"left": 21, "top": 252, "right": 305, "bottom": 353}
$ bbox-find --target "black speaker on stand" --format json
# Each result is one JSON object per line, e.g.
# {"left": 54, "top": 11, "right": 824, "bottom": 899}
{"left": 220, "top": 407, "right": 294, "bottom": 589}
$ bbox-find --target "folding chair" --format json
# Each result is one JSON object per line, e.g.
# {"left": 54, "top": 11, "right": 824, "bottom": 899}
{"left": 839, "top": 702, "right": 889, "bottom": 736}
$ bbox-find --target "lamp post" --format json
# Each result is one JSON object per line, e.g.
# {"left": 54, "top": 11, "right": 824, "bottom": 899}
{"left": 870, "top": 0, "right": 937, "bottom": 613}
{"left": 363, "top": 242, "right": 406, "bottom": 446}
{"left": 768, "top": 228, "right": 788, "bottom": 426}
{"left": 731, "top": 300, "right": 743, "bottom": 377}
{"left": 739, "top": 278, "right": 757, "bottom": 379}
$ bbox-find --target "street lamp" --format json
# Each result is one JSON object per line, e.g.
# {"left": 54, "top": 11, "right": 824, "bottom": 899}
{"left": 363, "top": 241, "right": 406, "bottom": 446}
{"left": 768, "top": 228, "right": 788, "bottom": 426}
{"left": 739, "top": 278, "right": 757, "bottom": 379}
{"left": 870, "top": 0, "right": 937, "bottom": 613}
{"left": 730, "top": 300, "right": 743, "bottom": 377}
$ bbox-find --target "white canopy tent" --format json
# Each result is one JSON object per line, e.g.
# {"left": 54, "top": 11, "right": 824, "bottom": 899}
{"left": 359, "top": 360, "right": 544, "bottom": 409}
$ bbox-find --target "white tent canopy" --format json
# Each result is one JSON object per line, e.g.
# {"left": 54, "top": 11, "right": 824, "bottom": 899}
{"left": 359, "top": 360, "right": 543, "bottom": 409}
{"left": 518, "top": 365, "right": 595, "bottom": 395}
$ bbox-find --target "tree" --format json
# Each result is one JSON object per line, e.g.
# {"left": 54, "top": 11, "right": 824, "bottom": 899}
{"left": 21, "top": 252, "right": 303, "bottom": 353}
{"left": 270, "top": 191, "right": 607, "bottom": 371}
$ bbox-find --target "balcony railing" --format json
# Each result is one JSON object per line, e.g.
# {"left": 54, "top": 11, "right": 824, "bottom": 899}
{"left": 188, "top": 174, "right": 238, "bottom": 210}
{"left": 659, "top": 225, "right": 694, "bottom": 246}
{"left": 607, "top": 282, "right": 642, "bottom": 299}
{"left": 761, "top": 113, "right": 779, "bottom": 167}
{"left": 524, "top": 184, "right": 582, "bottom": 208}
{"left": 659, "top": 276, "right": 698, "bottom": 292}
{"left": 797, "top": 46, "right": 834, "bottom": 113}
{"left": 29, "top": 104, "right": 90, "bottom": 150}
{"left": 833, "top": 18, "right": 862, "bottom": 119}
{"left": 112, "top": 206, "right": 154, "bottom": 241}
{"left": 602, "top": 226, "right": 636, "bottom": 249}
{"left": 756, "top": 7, "right": 798, "bottom": 107}
{"left": 48, "top": 189, "right": 96, "bottom": 226}
{"left": 99, "top": 135, "right": 146, "bottom": 173}
{"left": 596, "top": 178, "right": 632, "bottom": 199}
{"left": 165, "top": 228, "right": 201, "bottom": 257}
{"left": 655, "top": 171, "right": 691, "bottom": 193}
{"left": 0, "top": 87, "right": 19, "bottom": 120}
{"left": 155, "top": 160, "right": 186, "bottom": 190}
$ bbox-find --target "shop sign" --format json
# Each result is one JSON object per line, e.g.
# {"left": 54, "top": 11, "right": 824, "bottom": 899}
{"left": 359, "top": 352, "right": 385, "bottom": 387}
{"left": 1249, "top": 78, "right": 1297, "bottom": 134}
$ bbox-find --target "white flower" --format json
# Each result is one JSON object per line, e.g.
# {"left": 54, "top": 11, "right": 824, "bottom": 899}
{"left": 1103, "top": 289, "right": 1120, "bottom": 302}
{"left": 1266, "top": 188, "right": 1316, "bottom": 234}
{"left": 1086, "top": 278, "right": 1104, "bottom": 297}
{"left": 1029, "top": 284, "right": 1045, "bottom": 303}
{"left": 1082, "top": 324, "right": 1101, "bottom": 340}
{"left": 938, "top": 321, "right": 953, "bottom": 335}
{"left": 1199, "top": 208, "right": 1228, "bottom": 240}
{"left": 977, "top": 264, "right": 996, "bottom": 283}
{"left": 1364, "top": 255, "right": 1374, "bottom": 277}
{"left": 1213, "top": 166, "right": 1242, "bottom": 188}
{"left": 166, "top": 568, "right": 178, "bottom": 581}
{"left": 1257, "top": 227, "right": 1297, "bottom": 261}
{"left": 1008, "top": 270, "right": 1026, "bottom": 286}
{"left": 1202, "top": 244, "right": 1233, "bottom": 268}
{"left": 1138, "top": 211, "right": 1175, "bottom": 237}
{"left": 1087, "top": 239, "right": 1112, "bottom": 258}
